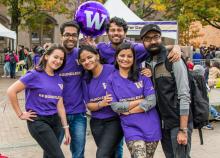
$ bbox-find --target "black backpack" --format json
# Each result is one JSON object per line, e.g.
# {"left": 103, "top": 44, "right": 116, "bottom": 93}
{"left": 165, "top": 57, "right": 209, "bottom": 145}
{"left": 9, "top": 52, "right": 16, "bottom": 63}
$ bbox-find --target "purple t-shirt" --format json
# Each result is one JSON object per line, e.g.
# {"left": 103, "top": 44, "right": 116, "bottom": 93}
{"left": 58, "top": 48, "right": 86, "bottom": 114}
{"left": 83, "top": 64, "right": 118, "bottom": 119}
{"left": 107, "top": 71, "right": 161, "bottom": 142}
{"left": 20, "top": 70, "right": 63, "bottom": 116}
{"left": 97, "top": 42, "right": 148, "bottom": 66}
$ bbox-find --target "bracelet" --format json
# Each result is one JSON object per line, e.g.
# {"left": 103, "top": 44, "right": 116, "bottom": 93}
{"left": 63, "top": 125, "right": 69, "bottom": 129}
{"left": 18, "top": 112, "right": 23, "bottom": 118}
{"left": 97, "top": 101, "right": 102, "bottom": 109}
{"left": 179, "top": 128, "right": 188, "bottom": 133}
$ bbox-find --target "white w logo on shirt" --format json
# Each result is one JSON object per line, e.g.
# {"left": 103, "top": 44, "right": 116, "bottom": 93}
{"left": 84, "top": 10, "right": 107, "bottom": 30}
{"left": 58, "top": 84, "right": 63, "bottom": 90}
{"left": 102, "top": 82, "right": 107, "bottom": 89}
{"left": 134, "top": 81, "right": 143, "bottom": 89}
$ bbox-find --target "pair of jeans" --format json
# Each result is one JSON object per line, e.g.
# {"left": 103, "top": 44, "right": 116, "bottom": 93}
{"left": 115, "top": 138, "right": 124, "bottom": 158}
{"left": 161, "top": 124, "right": 193, "bottom": 158}
{"left": 59, "top": 113, "right": 87, "bottom": 158}
{"left": 27, "top": 114, "right": 64, "bottom": 158}
{"left": 90, "top": 117, "right": 123, "bottom": 158}
{"left": 9, "top": 62, "right": 16, "bottom": 78}
{"left": 3, "top": 62, "right": 10, "bottom": 76}
{"left": 210, "top": 105, "right": 219, "bottom": 118}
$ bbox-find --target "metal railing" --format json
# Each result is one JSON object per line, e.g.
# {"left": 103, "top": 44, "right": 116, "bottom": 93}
{"left": 193, "top": 59, "right": 220, "bottom": 67}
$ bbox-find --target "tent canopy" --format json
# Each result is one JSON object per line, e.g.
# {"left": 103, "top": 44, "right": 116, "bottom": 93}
{"left": 0, "top": 23, "right": 17, "bottom": 49}
{"left": 0, "top": 23, "right": 16, "bottom": 40}
{"left": 104, "top": 0, "right": 178, "bottom": 40}
{"left": 104, "top": 0, "right": 144, "bottom": 22}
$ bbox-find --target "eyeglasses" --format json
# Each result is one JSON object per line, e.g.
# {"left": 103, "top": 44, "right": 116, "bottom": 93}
{"left": 143, "top": 35, "right": 161, "bottom": 42}
{"left": 62, "top": 33, "right": 78, "bottom": 38}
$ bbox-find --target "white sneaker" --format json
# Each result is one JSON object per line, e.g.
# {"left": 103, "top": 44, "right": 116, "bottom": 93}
{"left": 1, "top": 75, "right": 6, "bottom": 78}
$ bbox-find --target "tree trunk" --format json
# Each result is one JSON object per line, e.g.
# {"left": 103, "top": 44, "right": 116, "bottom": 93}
{"left": 10, "top": 0, "right": 20, "bottom": 48}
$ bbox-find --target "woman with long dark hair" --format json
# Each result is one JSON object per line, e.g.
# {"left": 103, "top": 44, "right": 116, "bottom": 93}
{"left": 107, "top": 43, "right": 161, "bottom": 158}
{"left": 78, "top": 45, "right": 123, "bottom": 158}
{"left": 7, "top": 44, "right": 71, "bottom": 158}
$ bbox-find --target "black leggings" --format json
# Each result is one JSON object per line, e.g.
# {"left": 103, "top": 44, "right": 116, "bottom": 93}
{"left": 90, "top": 117, "right": 123, "bottom": 158}
{"left": 27, "top": 114, "right": 64, "bottom": 158}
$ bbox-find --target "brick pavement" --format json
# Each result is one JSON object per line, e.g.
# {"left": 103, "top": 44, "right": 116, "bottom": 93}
{"left": 0, "top": 78, "right": 220, "bottom": 158}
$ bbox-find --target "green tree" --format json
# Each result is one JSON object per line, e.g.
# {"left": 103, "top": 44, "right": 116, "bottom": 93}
{"left": 0, "top": 0, "right": 69, "bottom": 44}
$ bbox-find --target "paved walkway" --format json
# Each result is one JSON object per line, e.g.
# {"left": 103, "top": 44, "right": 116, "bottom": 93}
{"left": 0, "top": 78, "right": 220, "bottom": 158}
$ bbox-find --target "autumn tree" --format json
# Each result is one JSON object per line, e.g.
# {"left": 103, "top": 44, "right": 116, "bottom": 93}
{"left": 156, "top": 0, "right": 220, "bottom": 44}
{"left": 0, "top": 0, "right": 69, "bottom": 44}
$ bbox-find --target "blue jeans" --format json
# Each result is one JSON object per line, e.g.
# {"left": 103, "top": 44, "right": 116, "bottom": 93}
{"left": 210, "top": 105, "right": 219, "bottom": 118}
{"left": 115, "top": 138, "right": 124, "bottom": 158}
{"left": 59, "top": 113, "right": 87, "bottom": 158}
{"left": 161, "top": 124, "right": 193, "bottom": 158}
{"left": 3, "top": 62, "right": 10, "bottom": 76}
{"left": 10, "top": 62, "right": 16, "bottom": 78}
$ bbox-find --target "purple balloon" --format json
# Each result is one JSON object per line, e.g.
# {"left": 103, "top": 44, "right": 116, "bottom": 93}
{"left": 75, "top": 1, "right": 110, "bottom": 37}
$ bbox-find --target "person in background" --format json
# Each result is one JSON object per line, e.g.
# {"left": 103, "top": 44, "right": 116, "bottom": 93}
{"left": 33, "top": 46, "right": 45, "bottom": 67}
{"left": 208, "top": 61, "right": 220, "bottom": 88}
{"left": 107, "top": 43, "right": 161, "bottom": 158}
{"left": 79, "top": 45, "right": 123, "bottom": 158}
{"left": 2, "top": 50, "right": 10, "bottom": 78}
{"left": 18, "top": 45, "right": 26, "bottom": 61}
{"left": 7, "top": 44, "right": 71, "bottom": 158}
{"left": 185, "top": 57, "right": 194, "bottom": 71}
{"left": 9, "top": 51, "right": 18, "bottom": 79}
{"left": 193, "top": 65, "right": 220, "bottom": 130}
{"left": 192, "top": 48, "right": 203, "bottom": 65}
{"left": 204, "top": 59, "right": 211, "bottom": 84}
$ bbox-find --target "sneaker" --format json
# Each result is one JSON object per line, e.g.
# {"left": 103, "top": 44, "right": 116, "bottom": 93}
{"left": 1, "top": 75, "right": 6, "bottom": 78}
{"left": 203, "top": 124, "right": 214, "bottom": 130}
{"left": 0, "top": 154, "right": 8, "bottom": 158}
{"left": 6, "top": 75, "right": 10, "bottom": 78}
{"left": 214, "top": 114, "right": 220, "bottom": 121}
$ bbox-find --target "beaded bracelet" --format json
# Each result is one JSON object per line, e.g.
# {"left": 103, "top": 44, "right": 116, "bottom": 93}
{"left": 63, "top": 125, "right": 69, "bottom": 129}
{"left": 97, "top": 101, "right": 101, "bottom": 109}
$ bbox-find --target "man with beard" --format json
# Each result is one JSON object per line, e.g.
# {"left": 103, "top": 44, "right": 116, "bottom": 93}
{"left": 58, "top": 21, "right": 87, "bottom": 158}
{"left": 141, "top": 24, "right": 192, "bottom": 158}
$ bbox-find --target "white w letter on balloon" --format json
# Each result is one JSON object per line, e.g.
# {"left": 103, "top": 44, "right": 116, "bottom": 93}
{"left": 84, "top": 10, "right": 107, "bottom": 30}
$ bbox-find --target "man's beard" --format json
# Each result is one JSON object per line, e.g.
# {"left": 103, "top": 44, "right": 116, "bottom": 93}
{"left": 146, "top": 44, "right": 162, "bottom": 56}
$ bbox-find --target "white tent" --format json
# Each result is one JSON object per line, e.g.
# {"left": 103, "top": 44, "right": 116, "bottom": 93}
{"left": 104, "top": 0, "right": 144, "bottom": 22}
{"left": 104, "top": 0, "right": 178, "bottom": 41}
{"left": 0, "top": 23, "right": 16, "bottom": 49}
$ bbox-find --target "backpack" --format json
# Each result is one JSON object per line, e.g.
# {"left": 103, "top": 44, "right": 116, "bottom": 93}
{"left": 9, "top": 53, "right": 17, "bottom": 63}
{"left": 165, "top": 57, "right": 209, "bottom": 145}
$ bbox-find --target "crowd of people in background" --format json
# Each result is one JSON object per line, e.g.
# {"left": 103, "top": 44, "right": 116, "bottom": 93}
{"left": 186, "top": 47, "right": 220, "bottom": 130}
